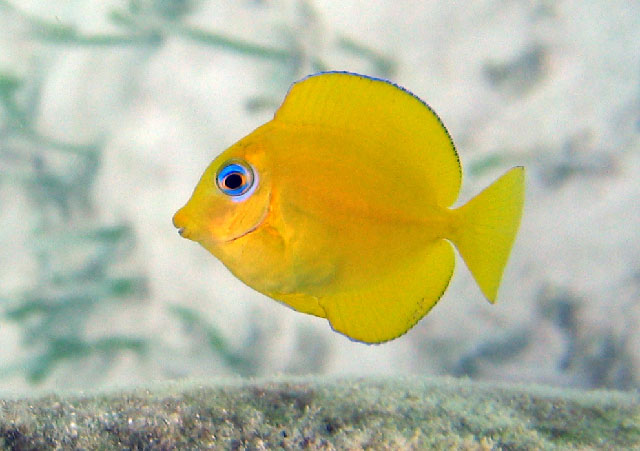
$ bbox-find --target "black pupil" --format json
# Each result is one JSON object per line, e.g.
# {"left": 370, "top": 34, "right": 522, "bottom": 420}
{"left": 224, "top": 173, "right": 244, "bottom": 190}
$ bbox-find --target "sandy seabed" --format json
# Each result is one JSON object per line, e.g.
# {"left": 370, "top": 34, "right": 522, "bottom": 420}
{"left": 1, "top": 376, "right": 639, "bottom": 449}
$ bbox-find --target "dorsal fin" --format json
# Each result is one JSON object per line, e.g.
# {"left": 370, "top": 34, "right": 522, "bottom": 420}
{"left": 274, "top": 71, "right": 462, "bottom": 207}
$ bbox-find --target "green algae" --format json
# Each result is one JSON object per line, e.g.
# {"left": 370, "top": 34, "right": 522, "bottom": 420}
{"left": 0, "top": 376, "right": 638, "bottom": 449}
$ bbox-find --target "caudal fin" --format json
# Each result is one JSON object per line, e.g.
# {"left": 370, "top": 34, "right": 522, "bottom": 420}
{"left": 450, "top": 167, "right": 525, "bottom": 302}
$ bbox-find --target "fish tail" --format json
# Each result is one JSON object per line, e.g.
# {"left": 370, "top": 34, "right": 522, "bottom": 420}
{"left": 450, "top": 166, "right": 525, "bottom": 302}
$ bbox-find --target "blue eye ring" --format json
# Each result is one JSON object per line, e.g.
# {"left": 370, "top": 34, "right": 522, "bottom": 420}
{"left": 216, "top": 160, "right": 256, "bottom": 199}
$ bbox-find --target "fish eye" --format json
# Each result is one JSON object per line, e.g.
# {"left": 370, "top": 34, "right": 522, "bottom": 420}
{"left": 216, "top": 160, "right": 256, "bottom": 198}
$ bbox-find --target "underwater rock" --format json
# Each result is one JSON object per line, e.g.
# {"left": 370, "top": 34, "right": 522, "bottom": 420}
{"left": 0, "top": 376, "right": 638, "bottom": 449}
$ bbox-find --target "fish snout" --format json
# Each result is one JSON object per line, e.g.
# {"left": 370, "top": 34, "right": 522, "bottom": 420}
{"left": 172, "top": 208, "right": 191, "bottom": 239}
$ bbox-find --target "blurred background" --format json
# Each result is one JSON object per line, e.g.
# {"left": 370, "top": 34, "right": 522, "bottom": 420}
{"left": 0, "top": 0, "right": 638, "bottom": 394}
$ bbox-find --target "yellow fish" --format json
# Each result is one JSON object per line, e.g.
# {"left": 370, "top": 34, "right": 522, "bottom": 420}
{"left": 173, "top": 72, "right": 525, "bottom": 344}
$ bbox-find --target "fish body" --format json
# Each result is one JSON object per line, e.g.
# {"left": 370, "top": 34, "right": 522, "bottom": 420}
{"left": 173, "top": 72, "right": 525, "bottom": 343}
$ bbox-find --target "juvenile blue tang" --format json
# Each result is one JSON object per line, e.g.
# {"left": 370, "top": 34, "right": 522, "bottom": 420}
{"left": 173, "top": 71, "right": 525, "bottom": 343}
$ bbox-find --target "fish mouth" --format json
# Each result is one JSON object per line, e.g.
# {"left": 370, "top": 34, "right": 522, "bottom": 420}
{"left": 172, "top": 192, "right": 271, "bottom": 243}
{"left": 176, "top": 226, "right": 191, "bottom": 240}
{"left": 172, "top": 209, "right": 191, "bottom": 239}
{"left": 172, "top": 210, "right": 266, "bottom": 244}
